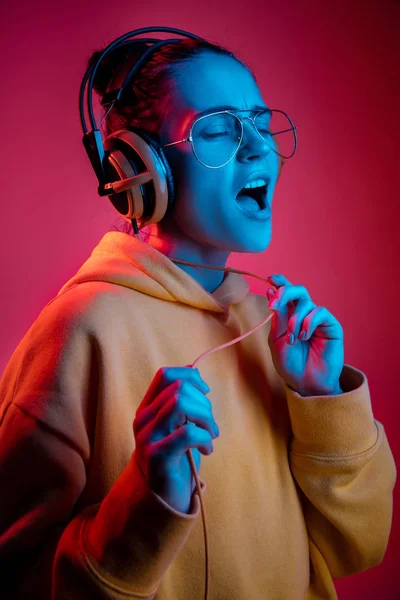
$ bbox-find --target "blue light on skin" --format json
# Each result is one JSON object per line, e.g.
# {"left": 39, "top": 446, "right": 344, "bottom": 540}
{"left": 143, "top": 52, "right": 280, "bottom": 293}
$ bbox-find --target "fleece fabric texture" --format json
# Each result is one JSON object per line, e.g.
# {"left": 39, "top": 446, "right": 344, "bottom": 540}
{"left": 0, "top": 231, "right": 396, "bottom": 600}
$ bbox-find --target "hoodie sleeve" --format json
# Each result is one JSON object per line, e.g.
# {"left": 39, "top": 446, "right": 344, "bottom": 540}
{"left": 284, "top": 364, "right": 396, "bottom": 581}
{"left": 0, "top": 294, "right": 205, "bottom": 599}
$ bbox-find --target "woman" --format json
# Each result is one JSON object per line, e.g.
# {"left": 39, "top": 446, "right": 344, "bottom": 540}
{"left": 0, "top": 34, "right": 396, "bottom": 600}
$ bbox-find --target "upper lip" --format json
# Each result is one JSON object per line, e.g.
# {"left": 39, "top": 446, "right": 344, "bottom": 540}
{"left": 236, "top": 171, "right": 271, "bottom": 208}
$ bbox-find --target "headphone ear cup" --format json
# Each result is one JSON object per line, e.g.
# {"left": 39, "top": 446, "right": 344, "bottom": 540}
{"left": 136, "top": 128, "right": 175, "bottom": 217}
{"left": 102, "top": 128, "right": 175, "bottom": 226}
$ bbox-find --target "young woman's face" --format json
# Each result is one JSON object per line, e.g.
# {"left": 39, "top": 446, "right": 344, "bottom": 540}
{"left": 158, "top": 52, "right": 280, "bottom": 254}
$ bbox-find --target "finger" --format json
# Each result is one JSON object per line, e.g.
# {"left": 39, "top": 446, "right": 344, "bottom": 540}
{"left": 268, "top": 285, "right": 311, "bottom": 341}
{"left": 268, "top": 284, "right": 312, "bottom": 310}
{"left": 137, "top": 380, "right": 217, "bottom": 439}
{"left": 268, "top": 299, "right": 290, "bottom": 342}
{"left": 155, "top": 384, "right": 218, "bottom": 440}
{"left": 153, "top": 421, "right": 214, "bottom": 459}
{"left": 267, "top": 274, "right": 292, "bottom": 288}
{"left": 267, "top": 288, "right": 296, "bottom": 316}
{"left": 286, "top": 299, "right": 317, "bottom": 342}
{"left": 300, "top": 307, "right": 343, "bottom": 341}
{"left": 141, "top": 366, "right": 209, "bottom": 409}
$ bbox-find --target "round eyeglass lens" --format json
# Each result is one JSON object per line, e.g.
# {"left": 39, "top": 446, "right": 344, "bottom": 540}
{"left": 191, "top": 113, "right": 242, "bottom": 168}
{"left": 191, "top": 110, "right": 296, "bottom": 167}
{"left": 254, "top": 110, "right": 296, "bottom": 159}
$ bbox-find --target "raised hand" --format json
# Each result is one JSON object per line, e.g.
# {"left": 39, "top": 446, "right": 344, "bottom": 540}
{"left": 133, "top": 366, "right": 219, "bottom": 513}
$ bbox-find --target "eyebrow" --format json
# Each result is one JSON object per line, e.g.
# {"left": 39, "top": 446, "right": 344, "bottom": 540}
{"left": 193, "top": 104, "right": 270, "bottom": 119}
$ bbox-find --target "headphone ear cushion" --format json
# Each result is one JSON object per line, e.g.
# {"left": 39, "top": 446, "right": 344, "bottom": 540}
{"left": 102, "top": 127, "right": 175, "bottom": 225}
{"left": 128, "top": 127, "right": 175, "bottom": 217}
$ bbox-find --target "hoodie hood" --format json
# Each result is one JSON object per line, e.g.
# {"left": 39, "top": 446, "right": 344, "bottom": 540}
{"left": 57, "top": 232, "right": 249, "bottom": 313}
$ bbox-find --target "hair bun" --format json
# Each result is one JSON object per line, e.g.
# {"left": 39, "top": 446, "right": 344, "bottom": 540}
{"left": 87, "top": 41, "right": 150, "bottom": 98}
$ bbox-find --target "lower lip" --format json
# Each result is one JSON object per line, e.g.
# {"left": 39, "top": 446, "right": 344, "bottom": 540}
{"left": 235, "top": 199, "right": 272, "bottom": 221}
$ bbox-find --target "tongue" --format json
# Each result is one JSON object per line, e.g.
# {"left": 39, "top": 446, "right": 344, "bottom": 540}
{"left": 236, "top": 193, "right": 259, "bottom": 210}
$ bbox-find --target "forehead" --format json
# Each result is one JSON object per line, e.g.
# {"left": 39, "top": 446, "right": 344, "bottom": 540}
{"left": 167, "top": 53, "right": 266, "bottom": 128}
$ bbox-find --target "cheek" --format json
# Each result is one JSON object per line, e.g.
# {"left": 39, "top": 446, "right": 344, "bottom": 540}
{"left": 173, "top": 165, "right": 219, "bottom": 212}
{"left": 175, "top": 188, "right": 207, "bottom": 226}
{"left": 166, "top": 153, "right": 233, "bottom": 225}
{"left": 174, "top": 186, "right": 221, "bottom": 238}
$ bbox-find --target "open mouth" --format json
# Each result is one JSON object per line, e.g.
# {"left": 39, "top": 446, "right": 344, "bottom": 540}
{"left": 236, "top": 184, "right": 268, "bottom": 210}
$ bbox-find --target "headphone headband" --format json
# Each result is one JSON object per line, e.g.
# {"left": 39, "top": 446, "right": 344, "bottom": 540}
{"left": 79, "top": 26, "right": 208, "bottom": 228}
{"left": 80, "top": 27, "right": 205, "bottom": 134}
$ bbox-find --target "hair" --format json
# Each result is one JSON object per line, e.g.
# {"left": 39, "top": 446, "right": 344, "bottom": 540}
{"left": 87, "top": 36, "right": 257, "bottom": 236}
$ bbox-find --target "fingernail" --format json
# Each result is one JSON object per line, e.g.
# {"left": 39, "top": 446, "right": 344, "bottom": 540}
{"left": 288, "top": 333, "right": 295, "bottom": 344}
{"left": 299, "top": 330, "right": 306, "bottom": 340}
{"left": 202, "top": 381, "right": 211, "bottom": 393}
{"left": 214, "top": 423, "right": 220, "bottom": 437}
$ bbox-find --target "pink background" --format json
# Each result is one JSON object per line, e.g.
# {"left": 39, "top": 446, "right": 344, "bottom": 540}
{"left": 1, "top": 0, "right": 398, "bottom": 597}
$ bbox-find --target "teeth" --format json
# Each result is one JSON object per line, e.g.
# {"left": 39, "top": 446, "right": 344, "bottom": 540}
{"left": 243, "top": 179, "right": 267, "bottom": 189}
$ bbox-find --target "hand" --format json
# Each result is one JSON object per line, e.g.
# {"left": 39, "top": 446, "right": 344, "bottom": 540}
{"left": 133, "top": 366, "right": 219, "bottom": 514}
{"left": 266, "top": 274, "right": 344, "bottom": 396}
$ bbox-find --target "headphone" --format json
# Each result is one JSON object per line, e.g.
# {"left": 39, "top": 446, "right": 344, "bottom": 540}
{"left": 79, "top": 26, "right": 211, "bottom": 234}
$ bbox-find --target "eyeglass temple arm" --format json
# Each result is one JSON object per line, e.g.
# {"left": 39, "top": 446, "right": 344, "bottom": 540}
{"left": 271, "top": 126, "right": 297, "bottom": 136}
{"left": 162, "top": 138, "right": 191, "bottom": 148}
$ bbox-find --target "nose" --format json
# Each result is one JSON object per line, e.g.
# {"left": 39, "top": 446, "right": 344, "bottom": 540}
{"left": 236, "top": 116, "right": 272, "bottom": 161}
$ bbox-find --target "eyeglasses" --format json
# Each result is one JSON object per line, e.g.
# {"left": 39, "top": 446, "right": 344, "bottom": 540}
{"left": 162, "top": 108, "right": 297, "bottom": 168}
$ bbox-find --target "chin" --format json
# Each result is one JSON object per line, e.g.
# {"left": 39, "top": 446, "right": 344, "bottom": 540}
{"left": 235, "top": 229, "right": 272, "bottom": 254}
{"left": 245, "top": 241, "right": 271, "bottom": 254}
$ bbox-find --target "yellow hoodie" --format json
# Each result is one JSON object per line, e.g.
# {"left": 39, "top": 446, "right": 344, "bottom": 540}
{"left": 0, "top": 231, "right": 396, "bottom": 600}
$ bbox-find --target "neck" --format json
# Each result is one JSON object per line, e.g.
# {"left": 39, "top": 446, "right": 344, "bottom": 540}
{"left": 140, "top": 223, "right": 230, "bottom": 294}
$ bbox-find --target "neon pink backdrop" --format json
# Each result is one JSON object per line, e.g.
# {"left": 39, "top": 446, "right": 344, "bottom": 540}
{"left": 0, "top": 0, "right": 398, "bottom": 597}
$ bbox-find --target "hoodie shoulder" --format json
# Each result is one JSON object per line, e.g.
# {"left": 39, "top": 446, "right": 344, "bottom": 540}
{"left": 45, "top": 280, "right": 133, "bottom": 332}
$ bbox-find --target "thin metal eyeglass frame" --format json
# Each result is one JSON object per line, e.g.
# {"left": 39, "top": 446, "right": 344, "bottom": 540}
{"left": 161, "top": 109, "right": 298, "bottom": 169}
